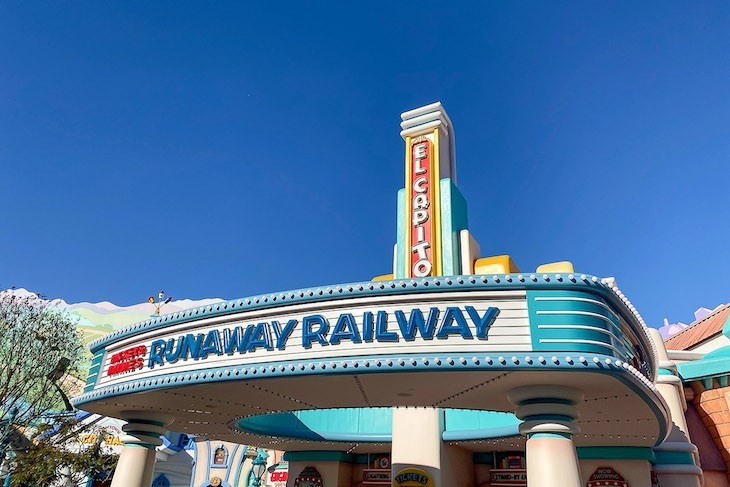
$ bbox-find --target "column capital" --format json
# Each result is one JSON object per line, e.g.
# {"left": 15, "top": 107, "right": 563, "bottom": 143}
{"left": 118, "top": 411, "right": 174, "bottom": 448}
{"left": 119, "top": 411, "right": 174, "bottom": 425}
{"left": 508, "top": 385, "right": 583, "bottom": 438}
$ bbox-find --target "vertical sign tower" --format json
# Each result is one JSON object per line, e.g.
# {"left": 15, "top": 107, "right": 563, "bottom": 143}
{"left": 393, "top": 104, "right": 467, "bottom": 486}
{"left": 406, "top": 134, "right": 439, "bottom": 277}
{"left": 396, "top": 102, "right": 468, "bottom": 278}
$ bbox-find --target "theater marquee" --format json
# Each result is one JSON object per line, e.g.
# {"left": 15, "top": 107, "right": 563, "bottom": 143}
{"left": 94, "top": 290, "right": 529, "bottom": 388}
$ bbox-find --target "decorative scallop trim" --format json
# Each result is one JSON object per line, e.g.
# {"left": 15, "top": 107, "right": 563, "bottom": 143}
{"left": 599, "top": 278, "right": 659, "bottom": 382}
{"left": 88, "top": 274, "right": 653, "bottom": 364}
{"left": 72, "top": 352, "right": 662, "bottom": 416}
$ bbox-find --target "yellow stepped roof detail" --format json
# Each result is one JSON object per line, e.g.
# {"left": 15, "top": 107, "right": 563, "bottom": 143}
{"left": 474, "top": 255, "right": 519, "bottom": 275}
{"left": 536, "top": 261, "right": 575, "bottom": 273}
{"left": 372, "top": 274, "right": 394, "bottom": 282}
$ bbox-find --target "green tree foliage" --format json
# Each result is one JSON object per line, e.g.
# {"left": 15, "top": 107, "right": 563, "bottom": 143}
{"left": 0, "top": 291, "right": 85, "bottom": 422}
{"left": 0, "top": 290, "right": 117, "bottom": 485}
{"left": 9, "top": 418, "right": 118, "bottom": 487}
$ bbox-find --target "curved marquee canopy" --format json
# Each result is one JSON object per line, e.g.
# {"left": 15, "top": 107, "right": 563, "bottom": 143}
{"left": 73, "top": 273, "right": 669, "bottom": 453}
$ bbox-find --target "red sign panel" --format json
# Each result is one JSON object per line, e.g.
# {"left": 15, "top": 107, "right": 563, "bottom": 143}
{"left": 107, "top": 345, "right": 146, "bottom": 377}
{"left": 270, "top": 472, "right": 288, "bottom": 482}
{"left": 269, "top": 470, "right": 288, "bottom": 486}
{"left": 409, "top": 139, "right": 434, "bottom": 277}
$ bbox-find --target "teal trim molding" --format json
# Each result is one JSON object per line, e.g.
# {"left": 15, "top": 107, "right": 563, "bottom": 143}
{"left": 283, "top": 451, "right": 356, "bottom": 463}
{"left": 84, "top": 351, "right": 104, "bottom": 393}
{"left": 530, "top": 432, "right": 571, "bottom": 439}
{"left": 526, "top": 289, "right": 651, "bottom": 377}
{"left": 677, "top": 346, "right": 730, "bottom": 381}
{"left": 438, "top": 178, "right": 468, "bottom": 276}
{"left": 653, "top": 451, "right": 695, "bottom": 465}
{"left": 125, "top": 443, "right": 156, "bottom": 450}
{"left": 577, "top": 447, "right": 654, "bottom": 461}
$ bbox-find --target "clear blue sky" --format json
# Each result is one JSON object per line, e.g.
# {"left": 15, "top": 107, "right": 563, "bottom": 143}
{"left": 1, "top": 2, "right": 729, "bottom": 328}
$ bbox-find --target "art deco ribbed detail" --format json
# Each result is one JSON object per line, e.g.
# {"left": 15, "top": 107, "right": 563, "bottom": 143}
{"left": 508, "top": 385, "right": 584, "bottom": 438}
{"left": 120, "top": 420, "right": 167, "bottom": 447}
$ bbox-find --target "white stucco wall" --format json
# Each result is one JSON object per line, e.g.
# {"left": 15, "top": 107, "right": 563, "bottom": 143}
{"left": 689, "top": 334, "right": 730, "bottom": 354}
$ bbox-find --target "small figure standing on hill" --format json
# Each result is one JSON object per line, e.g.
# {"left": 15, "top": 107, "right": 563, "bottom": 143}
{"left": 148, "top": 290, "right": 172, "bottom": 316}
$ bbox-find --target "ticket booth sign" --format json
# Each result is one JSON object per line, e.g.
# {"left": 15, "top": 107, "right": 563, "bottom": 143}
{"left": 363, "top": 469, "right": 391, "bottom": 485}
{"left": 490, "top": 469, "right": 527, "bottom": 486}
{"left": 393, "top": 467, "right": 434, "bottom": 487}
{"left": 586, "top": 467, "right": 629, "bottom": 487}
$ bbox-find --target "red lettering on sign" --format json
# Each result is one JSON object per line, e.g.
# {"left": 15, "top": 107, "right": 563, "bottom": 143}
{"left": 270, "top": 472, "right": 288, "bottom": 481}
{"left": 107, "top": 346, "right": 147, "bottom": 377}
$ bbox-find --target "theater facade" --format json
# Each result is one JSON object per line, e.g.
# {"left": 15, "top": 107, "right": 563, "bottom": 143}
{"left": 74, "top": 103, "right": 701, "bottom": 487}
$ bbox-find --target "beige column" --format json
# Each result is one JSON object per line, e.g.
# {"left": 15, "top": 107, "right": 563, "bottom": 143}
{"left": 648, "top": 329, "right": 702, "bottom": 487}
{"left": 391, "top": 407, "right": 443, "bottom": 486}
{"left": 110, "top": 412, "right": 174, "bottom": 487}
{"left": 508, "top": 385, "right": 583, "bottom": 487}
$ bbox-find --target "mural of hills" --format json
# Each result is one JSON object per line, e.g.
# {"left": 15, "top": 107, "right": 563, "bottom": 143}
{"left": 6, "top": 288, "right": 223, "bottom": 347}
{"left": 2, "top": 288, "right": 223, "bottom": 397}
